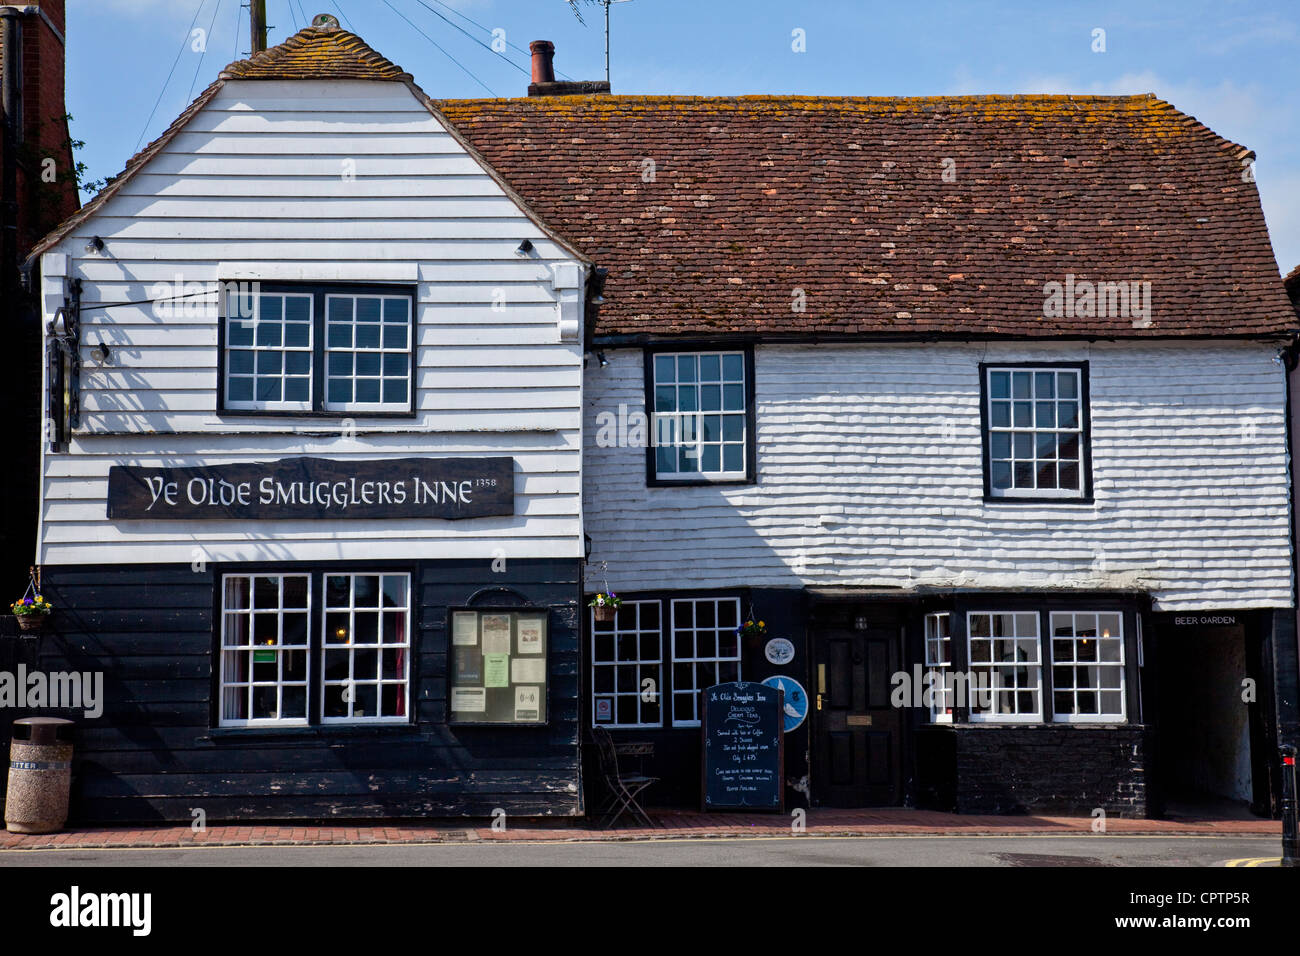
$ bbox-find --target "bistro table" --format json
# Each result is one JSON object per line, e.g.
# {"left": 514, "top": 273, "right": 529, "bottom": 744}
{"left": 614, "top": 740, "right": 655, "bottom": 778}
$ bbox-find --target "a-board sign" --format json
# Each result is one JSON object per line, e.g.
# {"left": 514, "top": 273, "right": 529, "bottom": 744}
{"left": 700, "top": 681, "right": 784, "bottom": 812}
{"left": 106, "top": 456, "right": 513, "bottom": 520}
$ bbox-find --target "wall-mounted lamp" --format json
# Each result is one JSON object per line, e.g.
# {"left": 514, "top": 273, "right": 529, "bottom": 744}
{"left": 90, "top": 342, "right": 111, "bottom": 363}
{"left": 596, "top": 351, "right": 608, "bottom": 368}
{"left": 84, "top": 236, "right": 104, "bottom": 255}
{"left": 515, "top": 239, "right": 534, "bottom": 257}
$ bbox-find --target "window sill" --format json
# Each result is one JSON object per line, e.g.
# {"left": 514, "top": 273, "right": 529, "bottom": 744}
{"left": 983, "top": 494, "right": 1094, "bottom": 506}
{"left": 203, "top": 723, "right": 418, "bottom": 741}
{"left": 953, "top": 721, "right": 1134, "bottom": 729}
{"left": 648, "top": 477, "right": 755, "bottom": 488}
{"left": 216, "top": 409, "right": 418, "bottom": 421}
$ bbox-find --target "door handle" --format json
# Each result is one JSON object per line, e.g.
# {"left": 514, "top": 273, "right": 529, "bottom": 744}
{"left": 816, "top": 694, "right": 823, "bottom": 711}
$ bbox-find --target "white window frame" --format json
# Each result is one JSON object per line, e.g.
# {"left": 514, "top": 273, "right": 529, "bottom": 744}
{"left": 320, "top": 572, "right": 412, "bottom": 725}
{"left": 669, "top": 596, "right": 743, "bottom": 727}
{"left": 966, "top": 611, "right": 1043, "bottom": 723}
{"left": 323, "top": 293, "right": 413, "bottom": 413}
{"left": 984, "top": 366, "right": 1085, "bottom": 499}
{"left": 223, "top": 291, "right": 315, "bottom": 412}
{"left": 924, "top": 612, "right": 953, "bottom": 724}
{"left": 651, "top": 351, "right": 749, "bottom": 481}
{"left": 219, "top": 573, "right": 312, "bottom": 728}
{"left": 1049, "top": 611, "right": 1126, "bottom": 723}
{"left": 591, "top": 599, "right": 664, "bottom": 729}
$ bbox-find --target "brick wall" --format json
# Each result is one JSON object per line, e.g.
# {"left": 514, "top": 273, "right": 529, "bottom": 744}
{"left": 1, "top": 0, "right": 75, "bottom": 607}
{"left": 953, "top": 724, "right": 1150, "bottom": 817}
{"left": 17, "top": 0, "right": 76, "bottom": 251}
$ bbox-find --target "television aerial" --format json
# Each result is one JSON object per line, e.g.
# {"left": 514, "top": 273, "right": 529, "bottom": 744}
{"left": 564, "top": 0, "right": 634, "bottom": 84}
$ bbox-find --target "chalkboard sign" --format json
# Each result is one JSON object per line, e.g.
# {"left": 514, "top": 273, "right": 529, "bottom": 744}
{"left": 700, "top": 681, "right": 784, "bottom": 812}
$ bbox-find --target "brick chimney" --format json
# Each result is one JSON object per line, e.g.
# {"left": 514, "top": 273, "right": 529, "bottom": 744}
{"left": 526, "top": 40, "right": 610, "bottom": 96}
{"left": 0, "top": 0, "right": 76, "bottom": 607}
{"left": 1, "top": 0, "right": 76, "bottom": 256}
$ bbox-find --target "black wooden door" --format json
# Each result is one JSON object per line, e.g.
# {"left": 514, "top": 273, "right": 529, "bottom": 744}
{"left": 811, "top": 623, "right": 902, "bottom": 806}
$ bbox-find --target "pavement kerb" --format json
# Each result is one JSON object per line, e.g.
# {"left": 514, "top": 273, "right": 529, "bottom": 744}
{"left": 0, "top": 820, "right": 1282, "bottom": 851}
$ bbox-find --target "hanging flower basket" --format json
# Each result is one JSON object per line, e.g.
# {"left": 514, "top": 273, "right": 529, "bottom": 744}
{"left": 737, "top": 618, "right": 768, "bottom": 649}
{"left": 589, "top": 592, "right": 621, "bottom": 622}
{"left": 11, "top": 593, "right": 52, "bottom": 633}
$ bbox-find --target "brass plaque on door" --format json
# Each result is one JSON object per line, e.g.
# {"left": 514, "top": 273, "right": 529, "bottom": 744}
{"left": 847, "top": 715, "right": 873, "bottom": 727}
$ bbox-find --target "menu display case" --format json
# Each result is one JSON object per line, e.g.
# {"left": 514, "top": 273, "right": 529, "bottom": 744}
{"left": 449, "top": 608, "right": 548, "bottom": 724}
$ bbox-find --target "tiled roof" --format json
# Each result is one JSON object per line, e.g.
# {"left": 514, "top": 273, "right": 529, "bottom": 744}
{"left": 219, "top": 21, "right": 409, "bottom": 81}
{"left": 29, "top": 23, "right": 1295, "bottom": 342}
{"left": 436, "top": 95, "right": 1297, "bottom": 340}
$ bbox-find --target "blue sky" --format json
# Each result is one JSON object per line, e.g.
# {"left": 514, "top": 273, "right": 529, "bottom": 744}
{"left": 74, "top": 0, "right": 1300, "bottom": 271}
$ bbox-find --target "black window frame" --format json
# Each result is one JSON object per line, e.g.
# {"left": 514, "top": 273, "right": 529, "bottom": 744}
{"left": 217, "top": 281, "right": 418, "bottom": 419}
{"left": 643, "top": 345, "right": 758, "bottom": 487}
{"left": 585, "top": 588, "right": 748, "bottom": 730}
{"left": 978, "top": 360, "right": 1093, "bottom": 504}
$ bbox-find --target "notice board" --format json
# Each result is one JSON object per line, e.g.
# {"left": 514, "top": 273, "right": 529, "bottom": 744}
{"left": 700, "top": 681, "right": 784, "bottom": 811}
{"left": 448, "top": 609, "right": 548, "bottom": 724}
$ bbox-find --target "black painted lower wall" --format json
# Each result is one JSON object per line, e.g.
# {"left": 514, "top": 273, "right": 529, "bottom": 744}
{"left": 945, "top": 724, "right": 1150, "bottom": 816}
{"left": 580, "top": 586, "right": 811, "bottom": 812}
{"left": 0, "top": 558, "right": 583, "bottom": 824}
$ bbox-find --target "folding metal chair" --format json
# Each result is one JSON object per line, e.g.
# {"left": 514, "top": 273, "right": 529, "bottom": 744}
{"left": 590, "top": 725, "right": 658, "bottom": 829}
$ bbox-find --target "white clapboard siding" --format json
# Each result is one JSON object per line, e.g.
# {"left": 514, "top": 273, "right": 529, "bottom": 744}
{"left": 39, "top": 79, "right": 585, "bottom": 565}
{"left": 73, "top": 410, "right": 580, "bottom": 435}
{"left": 582, "top": 341, "right": 1293, "bottom": 611}
{"left": 86, "top": 215, "right": 568, "bottom": 240}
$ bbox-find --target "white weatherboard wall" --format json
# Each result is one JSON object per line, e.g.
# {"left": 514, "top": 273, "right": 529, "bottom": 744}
{"left": 39, "top": 79, "right": 585, "bottom": 565}
{"left": 583, "top": 341, "right": 1292, "bottom": 611}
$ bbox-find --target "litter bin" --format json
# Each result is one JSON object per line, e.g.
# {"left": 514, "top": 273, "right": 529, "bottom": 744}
{"left": 5, "top": 717, "right": 74, "bottom": 834}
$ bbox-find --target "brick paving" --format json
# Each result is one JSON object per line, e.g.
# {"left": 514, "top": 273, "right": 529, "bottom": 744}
{"left": 0, "top": 808, "right": 1281, "bottom": 851}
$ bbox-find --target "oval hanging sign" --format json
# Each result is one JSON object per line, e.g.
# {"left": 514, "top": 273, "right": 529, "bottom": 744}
{"left": 764, "top": 638, "right": 795, "bottom": 665}
{"left": 761, "top": 675, "right": 809, "bottom": 733}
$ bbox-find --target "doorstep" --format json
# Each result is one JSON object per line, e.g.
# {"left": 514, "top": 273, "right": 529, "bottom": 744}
{"left": 0, "top": 809, "right": 1282, "bottom": 850}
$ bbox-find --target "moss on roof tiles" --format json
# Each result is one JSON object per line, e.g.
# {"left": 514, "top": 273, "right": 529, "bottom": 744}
{"left": 220, "top": 22, "right": 410, "bottom": 80}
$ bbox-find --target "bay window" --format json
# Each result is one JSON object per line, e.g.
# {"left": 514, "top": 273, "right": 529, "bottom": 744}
{"left": 1050, "top": 611, "right": 1125, "bottom": 721}
{"left": 962, "top": 607, "right": 1128, "bottom": 724}
{"left": 967, "top": 611, "right": 1043, "bottom": 722}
